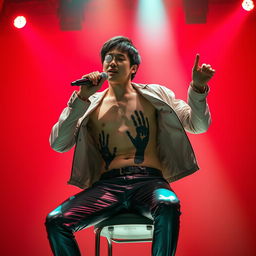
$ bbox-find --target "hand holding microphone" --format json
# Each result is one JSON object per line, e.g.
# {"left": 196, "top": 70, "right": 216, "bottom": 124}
{"left": 73, "top": 71, "right": 108, "bottom": 101}
{"left": 71, "top": 72, "right": 108, "bottom": 86}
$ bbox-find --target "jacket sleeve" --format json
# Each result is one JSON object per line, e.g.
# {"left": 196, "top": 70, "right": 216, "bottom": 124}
{"left": 49, "top": 91, "right": 91, "bottom": 152}
{"left": 160, "top": 85, "right": 211, "bottom": 134}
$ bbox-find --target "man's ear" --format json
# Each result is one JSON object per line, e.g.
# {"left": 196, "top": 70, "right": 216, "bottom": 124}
{"left": 131, "top": 64, "right": 138, "bottom": 74}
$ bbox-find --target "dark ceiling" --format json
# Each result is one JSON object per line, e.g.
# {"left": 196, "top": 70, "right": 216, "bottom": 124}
{"left": 0, "top": 0, "right": 248, "bottom": 30}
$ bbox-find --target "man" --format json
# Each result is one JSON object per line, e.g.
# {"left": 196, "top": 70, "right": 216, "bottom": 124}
{"left": 45, "top": 36, "right": 215, "bottom": 256}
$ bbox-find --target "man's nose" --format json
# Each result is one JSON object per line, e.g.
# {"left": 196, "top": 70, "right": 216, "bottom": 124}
{"left": 109, "top": 58, "right": 117, "bottom": 66}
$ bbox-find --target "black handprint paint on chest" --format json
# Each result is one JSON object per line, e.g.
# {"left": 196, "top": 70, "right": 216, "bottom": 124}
{"left": 98, "top": 131, "right": 117, "bottom": 170}
{"left": 126, "top": 110, "right": 149, "bottom": 164}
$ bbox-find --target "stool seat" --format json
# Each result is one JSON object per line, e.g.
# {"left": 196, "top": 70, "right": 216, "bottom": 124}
{"left": 94, "top": 212, "right": 154, "bottom": 256}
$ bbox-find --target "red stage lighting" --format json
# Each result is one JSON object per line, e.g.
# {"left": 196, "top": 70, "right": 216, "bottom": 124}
{"left": 242, "top": 0, "right": 254, "bottom": 11}
{"left": 13, "top": 16, "right": 27, "bottom": 29}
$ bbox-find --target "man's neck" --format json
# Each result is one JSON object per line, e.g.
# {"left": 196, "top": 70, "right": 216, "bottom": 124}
{"left": 107, "top": 81, "right": 136, "bottom": 101}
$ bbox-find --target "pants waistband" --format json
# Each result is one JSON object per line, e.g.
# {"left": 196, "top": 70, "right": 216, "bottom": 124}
{"left": 100, "top": 166, "right": 163, "bottom": 180}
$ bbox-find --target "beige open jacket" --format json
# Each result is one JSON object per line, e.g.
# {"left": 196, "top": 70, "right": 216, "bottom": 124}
{"left": 50, "top": 83, "right": 211, "bottom": 189}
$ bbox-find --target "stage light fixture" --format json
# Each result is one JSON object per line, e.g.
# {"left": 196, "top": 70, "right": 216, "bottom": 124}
{"left": 242, "top": 0, "right": 254, "bottom": 11}
{"left": 183, "top": 0, "right": 208, "bottom": 24}
{"left": 58, "top": 0, "right": 85, "bottom": 31}
{"left": 13, "top": 15, "right": 26, "bottom": 29}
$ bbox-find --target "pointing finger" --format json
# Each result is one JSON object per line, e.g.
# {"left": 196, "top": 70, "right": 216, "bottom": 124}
{"left": 193, "top": 53, "right": 200, "bottom": 71}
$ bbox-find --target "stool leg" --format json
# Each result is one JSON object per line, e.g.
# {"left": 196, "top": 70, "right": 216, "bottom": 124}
{"left": 107, "top": 238, "right": 112, "bottom": 256}
{"left": 95, "top": 228, "right": 102, "bottom": 256}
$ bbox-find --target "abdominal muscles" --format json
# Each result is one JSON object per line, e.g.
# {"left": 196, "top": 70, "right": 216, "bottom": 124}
{"left": 87, "top": 93, "right": 163, "bottom": 173}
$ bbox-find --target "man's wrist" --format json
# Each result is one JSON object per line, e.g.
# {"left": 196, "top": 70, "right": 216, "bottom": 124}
{"left": 76, "top": 91, "right": 90, "bottom": 102}
{"left": 190, "top": 81, "right": 207, "bottom": 93}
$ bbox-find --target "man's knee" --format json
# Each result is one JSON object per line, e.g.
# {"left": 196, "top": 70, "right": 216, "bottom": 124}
{"left": 155, "top": 188, "right": 180, "bottom": 204}
{"left": 153, "top": 188, "right": 181, "bottom": 218}
{"left": 45, "top": 205, "right": 64, "bottom": 231}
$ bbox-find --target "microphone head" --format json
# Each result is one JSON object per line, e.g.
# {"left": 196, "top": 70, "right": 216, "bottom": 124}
{"left": 101, "top": 72, "right": 108, "bottom": 80}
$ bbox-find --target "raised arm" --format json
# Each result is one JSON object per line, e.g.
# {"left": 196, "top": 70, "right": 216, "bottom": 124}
{"left": 156, "top": 54, "right": 215, "bottom": 134}
{"left": 182, "top": 54, "right": 215, "bottom": 133}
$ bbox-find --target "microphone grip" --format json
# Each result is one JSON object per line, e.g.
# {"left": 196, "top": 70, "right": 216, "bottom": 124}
{"left": 71, "top": 72, "right": 108, "bottom": 86}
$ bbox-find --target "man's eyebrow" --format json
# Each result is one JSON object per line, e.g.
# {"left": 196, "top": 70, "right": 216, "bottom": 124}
{"left": 107, "top": 53, "right": 126, "bottom": 57}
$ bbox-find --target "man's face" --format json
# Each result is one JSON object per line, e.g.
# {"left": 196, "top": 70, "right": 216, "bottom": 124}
{"left": 103, "top": 49, "right": 137, "bottom": 84}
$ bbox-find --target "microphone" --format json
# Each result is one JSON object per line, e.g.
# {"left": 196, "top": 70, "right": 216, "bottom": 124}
{"left": 71, "top": 72, "right": 108, "bottom": 86}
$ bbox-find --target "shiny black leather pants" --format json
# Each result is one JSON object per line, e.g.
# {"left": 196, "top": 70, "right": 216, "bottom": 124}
{"left": 45, "top": 170, "right": 181, "bottom": 256}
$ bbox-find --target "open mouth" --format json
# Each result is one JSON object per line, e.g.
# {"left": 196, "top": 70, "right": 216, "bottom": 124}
{"left": 107, "top": 71, "right": 118, "bottom": 77}
{"left": 108, "top": 69, "right": 118, "bottom": 74}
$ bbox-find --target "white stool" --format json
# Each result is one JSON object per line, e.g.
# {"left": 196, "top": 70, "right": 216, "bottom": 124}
{"left": 94, "top": 212, "right": 154, "bottom": 256}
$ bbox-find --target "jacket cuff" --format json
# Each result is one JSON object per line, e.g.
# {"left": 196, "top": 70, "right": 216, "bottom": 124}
{"left": 68, "top": 91, "right": 91, "bottom": 109}
{"left": 188, "top": 84, "right": 209, "bottom": 101}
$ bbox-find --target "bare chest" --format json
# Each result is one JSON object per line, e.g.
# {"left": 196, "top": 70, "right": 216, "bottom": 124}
{"left": 87, "top": 92, "right": 161, "bottom": 170}
{"left": 88, "top": 93, "right": 156, "bottom": 138}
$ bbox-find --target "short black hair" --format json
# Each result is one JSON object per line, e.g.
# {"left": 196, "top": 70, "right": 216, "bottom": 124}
{"left": 100, "top": 36, "right": 141, "bottom": 80}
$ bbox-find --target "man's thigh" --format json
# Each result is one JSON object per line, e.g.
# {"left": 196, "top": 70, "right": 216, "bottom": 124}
{"left": 47, "top": 180, "right": 125, "bottom": 232}
{"left": 129, "top": 177, "right": 180, "bottom": 218}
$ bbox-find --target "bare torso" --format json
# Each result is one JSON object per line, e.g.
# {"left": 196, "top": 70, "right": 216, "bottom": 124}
{"left": 87, "top": 87, "right": 163, "bottom": 173}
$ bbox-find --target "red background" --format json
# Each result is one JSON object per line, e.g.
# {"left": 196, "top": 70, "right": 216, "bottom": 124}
{"left": 1, "top": 1, "right": 256, "bottom": 255}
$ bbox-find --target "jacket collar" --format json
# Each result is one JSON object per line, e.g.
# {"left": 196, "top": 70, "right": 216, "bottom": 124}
{"left": 88, "top": 82, "right": 169, "bottom": 112}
